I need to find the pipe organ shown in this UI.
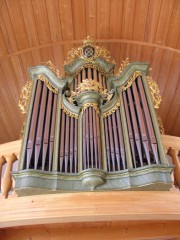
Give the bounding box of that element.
[14,37,173,196]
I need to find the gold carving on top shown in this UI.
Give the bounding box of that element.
[43,61,62,79]
[156,114,165,134]
[77,79,103,93]
[61,103,78,119]
[102,99,120,118]
[37,75,58,94]
[116,58,130,76]
[64,36,115,65]
[18,81,32,114]
[121,71,141,91]
[81,103,99,115]
[147,76,162,109]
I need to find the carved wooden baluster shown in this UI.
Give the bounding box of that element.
[59,111,65,172]
[168,149,180,188]
[65,115,70,172]
[35,83,48,169]
[74,119,78,173]
[107,115,116,171]
[69,117,74,173]
[115,110,126,169]
[104,118,111,171]
[0,156,6,190]
[27,81,42,169]
[123,92,136,168]
[1,154,17,198]
[89,107,94,168]
[92,108,98,168]
[127,88,143,166]
[132,82,151,165]
[42,90,52,171]
[96,111,102,169]
[49,94,57,171]
[112,113,121,170]
[137,77,159,164]
[85,108,90,169]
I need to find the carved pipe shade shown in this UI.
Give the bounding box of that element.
[13,38,173,196]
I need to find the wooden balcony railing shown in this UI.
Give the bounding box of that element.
[0,135,180,198]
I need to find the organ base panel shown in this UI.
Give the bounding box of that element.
[14,37,173,196]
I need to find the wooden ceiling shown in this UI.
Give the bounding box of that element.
[0,0,179,144]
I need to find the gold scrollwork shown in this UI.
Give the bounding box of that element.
[61,103,78,119]
[116,58,130,76]
[18,81,32,114]
[121,71,141,91]
[37,75,58,94]
[81,103,99,115]
[77,79,103,93]
[64,36,115,65]
[156,114,165,134]
[147,76,162,109]
[43,61,63,79]
[102,100,120,118]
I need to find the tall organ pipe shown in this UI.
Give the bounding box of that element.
[137,77,159,164]
[26,81,42,169]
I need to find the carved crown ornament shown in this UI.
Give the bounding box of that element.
[64,36,115,65]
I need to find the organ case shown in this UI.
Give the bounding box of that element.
[14,37,173,196]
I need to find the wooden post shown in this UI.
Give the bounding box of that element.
[1,154,17,198]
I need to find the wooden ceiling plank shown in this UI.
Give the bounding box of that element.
[58,0,74,41]
[109,0,123,39]
[0,65,22,139]
[132,0,149,41]
[5,0,30,50]
[157,50,174,96]
[31,49,42,67]
[53,46,65,75]
[159,53,180,125]
[172,109,180,136]
[130,44,142,62]
[149,47,164,82]
[41,47,55,64]
[96,0,111,39]
[155,0,175,46]
[166,0,180,49]
[121,0,136,40]
[0,1,18,53]
[46,0,62,42]
[144,0,162,43]
[140,45,153,63]
[19,0,40,48]
[85,0,97,38]
[72,0,87,40]
[10,56,26,92]
[32,0,52,45]
[108,43,120,71]
[0,27,8,57]
[20,52,35,82]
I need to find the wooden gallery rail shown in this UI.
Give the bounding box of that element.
[0,134,180,198]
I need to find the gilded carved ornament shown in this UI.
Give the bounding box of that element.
[37,75,58,94]
[18,81,32,114]
[146,76,162,109]
[81,103,99,115]
[116,58,130,76]
[61,103,78,119]
[121,71,141,91]
[43,61,63,79]
[64,36,115,65]
[102,99,120,118]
